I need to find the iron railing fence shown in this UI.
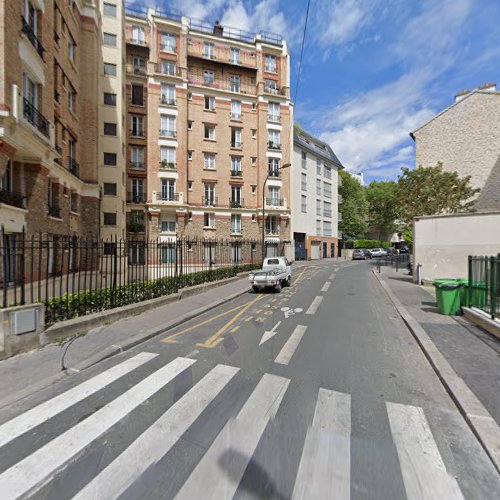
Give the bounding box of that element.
[468,255,500,320]
[0,228,284,324]
[375,253,410,273]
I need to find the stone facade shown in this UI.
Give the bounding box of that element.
[412,89,500,212]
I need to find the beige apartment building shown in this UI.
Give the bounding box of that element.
[123,6,292,254]
[411,83,500,212]
[0,0,101,250]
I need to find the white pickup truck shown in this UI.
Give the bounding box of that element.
[249,257,292,292]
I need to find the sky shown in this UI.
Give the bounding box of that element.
[128,0,500,183]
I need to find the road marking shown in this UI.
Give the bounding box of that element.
[274,325,307,365]
[229,325,240,333]
[386,402,465,500]
[292,389,351,499]
[244,316,253,322]
[73,364,239,500]
[293,267,308,286]
[259,321,282,345]
[0,357,196,500]
[321,281,331,292]
[200,294,265,348]
[0,352,157,449]
[306,296,323,315]
[329,272,336,280]
[174,373,289,500]
[256,317,265,323]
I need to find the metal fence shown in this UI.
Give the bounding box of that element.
[375,253,410,273]
[0,230,283,324]
[468,255,500,320]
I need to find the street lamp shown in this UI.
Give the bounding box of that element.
[262,162,291,262]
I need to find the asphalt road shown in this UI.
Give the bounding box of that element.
[0,260,499,499]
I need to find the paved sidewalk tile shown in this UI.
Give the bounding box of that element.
[381,268,500,426]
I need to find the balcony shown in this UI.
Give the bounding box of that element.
[187,74,255,95]
[230,169,242,177]
[229,198,243,208]
[159,192,179,203]
[230,112,242,120]
[187,42,256,69]
[266,197,284,207]
[127,221,145,233]
[67,156,80,178]
[23,98,50,138]
[48,206,61,218]
[0,189,26,209]
[160,95,176,106]
[126,64,147,76]
[268,141,281,151]
[231,141,242,149]
[267,114,281,123]
[202,196,218,207]
[130,161,145,170]
[159,129,176,138]
[155,63,182,77]
[268,169,281,178]
[21,17,44,59]
[160,44,176,53]
[159,160,176,170]
[127,192,146,203]
[130,129,146,138]
[127,37,148,48]
[265,227,280,236]
[264,86,287,97]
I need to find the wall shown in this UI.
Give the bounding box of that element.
[414,212,500,281]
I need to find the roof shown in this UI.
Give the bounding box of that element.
[293,128,344,169]
[410,89,500,140]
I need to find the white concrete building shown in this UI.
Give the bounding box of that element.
[292,128,343,260]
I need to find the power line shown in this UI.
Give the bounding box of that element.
[294,0,312,105]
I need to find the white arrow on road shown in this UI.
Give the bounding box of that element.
[259,321,282,346]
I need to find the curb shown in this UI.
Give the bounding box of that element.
[373,270,500,474]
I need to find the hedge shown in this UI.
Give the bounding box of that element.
[44,264,260,324]
[354,239,392,249]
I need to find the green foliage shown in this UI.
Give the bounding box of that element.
[365,180,399,240]
[339,170,368,239]
[401,226,413,251]
[396,163,479,223]
[44,264,259,324]
[354,239,392,249]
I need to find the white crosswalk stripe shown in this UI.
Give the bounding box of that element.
[73,364,239,500]
[0,357,195,500]
[0,352,157,450]
[274,325,307,365]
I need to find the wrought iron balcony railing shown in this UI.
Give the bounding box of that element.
[266,197,284,207]
[23,98,50,138]
[127,192,146,203]
[0,189,26,209]
[48,206,61,218]
[159,129,176,138]
[130,161,145,169]
[159,160,176,169]
[161,95,176,105]
[21,17,44,59]
[230,169,242,177]
[268,141,281,150]
[202,196,218,207]
[160,192,179,202]
[229,198,243,208]
[67,157,80,178]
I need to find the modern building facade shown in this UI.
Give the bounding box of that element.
[123,6,293,256]
[0,0,101,245]
[411,83,500,212]
[292,128,343,260]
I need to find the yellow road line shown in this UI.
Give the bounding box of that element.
[244,316,253,322]
[230,325,240,333]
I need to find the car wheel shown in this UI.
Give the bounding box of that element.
[275,283,282,292]
[252,286,259,293]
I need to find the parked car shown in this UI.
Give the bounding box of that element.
[386,247,398,256]
[248,257,292,292]
[361,248,373,259]
[370,248,388,258]
[352,249,366,260]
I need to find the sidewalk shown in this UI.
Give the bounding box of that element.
[380,267,500,426]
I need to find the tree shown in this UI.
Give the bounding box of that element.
[396,163,479,223]
[365,180,399,241]
[338,170,367,239]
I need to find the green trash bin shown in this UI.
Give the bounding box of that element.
[433,279,462,315]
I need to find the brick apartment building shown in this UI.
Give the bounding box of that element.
[0,0,101,253]
[122,6,292,257]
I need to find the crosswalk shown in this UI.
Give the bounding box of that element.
[0,352,468,500]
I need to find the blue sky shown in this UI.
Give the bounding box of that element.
[130,0,500,182]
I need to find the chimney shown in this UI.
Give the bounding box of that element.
[213,21,223,37]
[478,82,497,93]
[455,89,471,103]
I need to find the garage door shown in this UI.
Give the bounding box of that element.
[311,241,320,259]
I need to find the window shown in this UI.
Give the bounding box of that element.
[131,179,144,202]
[160,179,176,201]
[232,242,242,263]
[103,2,117,17]
[231,128,242,148]
[204,153,216,170]
[316,220,322,235]
[68,86,75,112]
[132,25,145,44]
[204,212,215,228]
[251,185,256,194]
[231,156,241,174]
[104,63,117,76]
[161,219,176,233]
[104,152,117,166]
[188,180,193,190]
[266,215,279,235]
[104,122,117,136]
[231,100,241,119]
[104,92,116,106]
[301,172,307,191]
[132,56,146,74]
[316,160,322,176]
[231,214,241,234]
[324,182,332,199]
[252,157,256,166]
[265,79,278,93]
[204,183,215,206]
[205,95,215,110]
[130,147,144,168]
[160,115,176,137]
[68,35,75,62]
[265,54,277,72]
[188,120,193,130]
[316,179,322,196]
[161,60,176,75]
[70,191,78,213]
[316,199,322,216]
[204,124,215,140]
[268,186,280,206]
[160,146,176,168]
[324,201,332,218]
[103,182,117,196]
[131,85,144,106]
[161,83,175,105]
[251,129,256,138]
[268,129,280,149]
[268,157,280,176]
[301,151,307,168]
[103,212,117,225]
[131,210,144,226]
[324,221,332,237]
[204,70,215,84]
[188,92,192,100]
[324,165,332,179]
[204,42,215,59]
[230,47,240,64]
[231,185,242,207]
[161,32,176,52]
[301,195,307,212]
[24,0,37,35]
[268,102,280,121]
[131,115,144,136]
[230,75,240,92]
[103,32,117,46]
[188,151,193,160]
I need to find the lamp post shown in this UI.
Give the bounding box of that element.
[262,162,291,262]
